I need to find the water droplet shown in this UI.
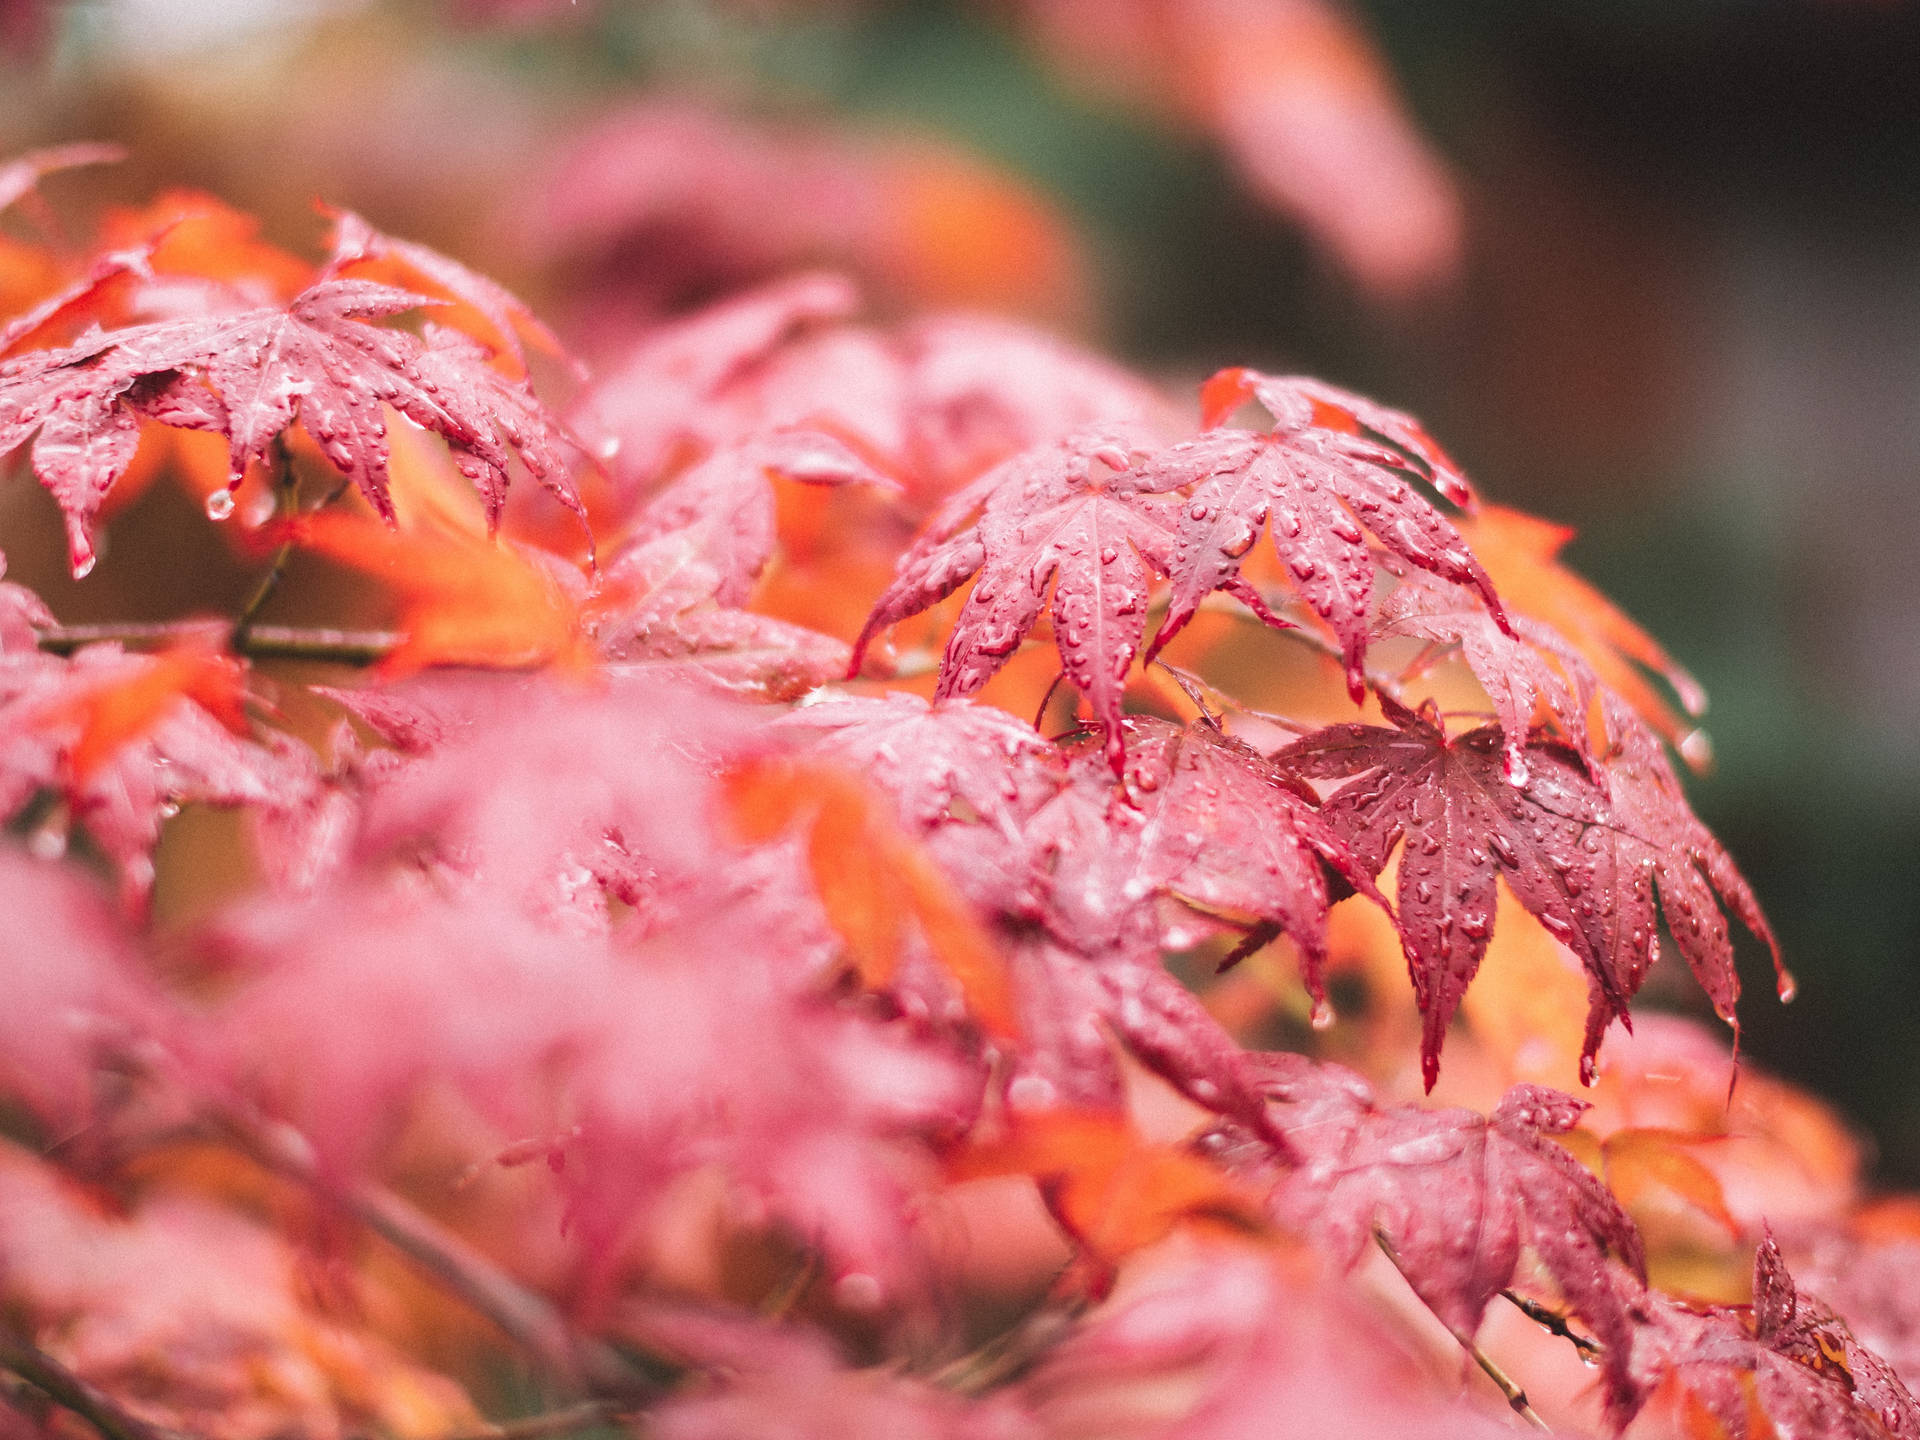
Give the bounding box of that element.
[1189,501,1211,522]
[1502,749,1530,787]
[1488,834,1518,867]
[205,488,236,521]
[70,552,96,580]
[1309,996,1334,1030]
[1579,1053,1598,1086]
[27,823,67,860]
[1776,969,1798,1004]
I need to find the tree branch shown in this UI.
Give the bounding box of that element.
[218,1111,654,1401]
[0,1324,181,1440]
[1373,1230,1550,1432]
[36,622,400,666]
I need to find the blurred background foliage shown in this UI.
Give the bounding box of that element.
[3,0,1917,1178]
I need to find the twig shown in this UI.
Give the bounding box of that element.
[1190,592,1408,705]
[1373,1230,1550,1432]
[37,622,401,667]
[0,1324,180,1440]
[229,436,303,649]
[929,1298,1087,1396]
[219,1110,653,1401]
[436,1400,625,1440]
[1501,1289,1603,1361]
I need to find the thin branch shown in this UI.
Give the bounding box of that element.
[436,1400,625,1440]
[1500,1289,1603,1361]
[929,1297,1087,1397]
[229,436,303,649]
[218,1110,653,1401]
[1373,1230,1550,1432]
[0,1325,180,1440]
[37,622,401,666]
[1190,592,1408,705]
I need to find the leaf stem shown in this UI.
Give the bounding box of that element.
[1373,1230,1550,1432]
[0,1324,182,1440]
[229,437,302,649]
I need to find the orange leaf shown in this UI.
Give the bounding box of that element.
[36,637,248,784]
[722,757,1016,1036]
[101,190,314,301]
[290,511,590,677]
[952,1112,1261,1268]
[1455,503,1710,765]
[1604,1126,1740,1238]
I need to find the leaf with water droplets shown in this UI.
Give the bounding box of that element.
[1027,719,1388,1007]
[0,275,587,573]
[852,428,1180,773]
[1143,368,1505,697]
[1457,503,1711,766]
[1279,700,1642,1089]
[1203,1057,1646,1403]
[1622,1235,1920,1436]
[1376,572,1603,783]
[1588,694,1787,1058]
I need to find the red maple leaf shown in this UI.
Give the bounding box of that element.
[1203,1057,1646,1403]
[0,275,586,575]
[1024,719,1386,1009]
[1277,699,1631,1087]
[852,429,1178,773]
[1142,367,1504,700]
[1625,1234,1920,1437]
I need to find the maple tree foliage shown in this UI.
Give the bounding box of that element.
[0,132,1902,1440]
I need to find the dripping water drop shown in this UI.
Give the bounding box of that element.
[205,488,236,521]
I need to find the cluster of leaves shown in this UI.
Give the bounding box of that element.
[0,143,1908,1440]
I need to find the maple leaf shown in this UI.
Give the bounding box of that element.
[724,754,1018,1037]
[0,551,54,653]
[853,429,1179,773]
[626,428,896,606]
[572,271,865,491]
[1376,572,1602,783]
[1141,367,1503,701]
[1592,694,1789,1055]
[1022,719,1386,1011]
[1278,697,1776,1087]
[0,852,159,1130]
[0,641,296,903]
[1278,700,1628,1086]
[950,1111,1263,1273]
[0,1140,484,1440]
[774,691,1058,834]
[289,510,593,676]
[1017,1235,1515,1440]
[1457,502,1711,765]
[902,312,1185,491]
[0,275,586,575]
[1624,1234,1920,1437]
[1202,1057,1647,1400]
[589,529,850,701]
[0,143,125,217]
[638,1313,1037,1440]
[328,207,574,379]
